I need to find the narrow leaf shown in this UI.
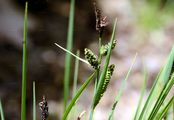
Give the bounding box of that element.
[33,81,36,120]
[73,50,80,97]
[21,2,28,120]
[108,53,137,120]
[0,99,5,120]
[134,65,148,120]
[64,0,75,109]
[62,72,96,120]
[147,73,174,119]
[155,96,174,120]
[138,46,174,120]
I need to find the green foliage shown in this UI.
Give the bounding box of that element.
[133,0,174,31]
[62,72,96,120]
[108,53,137,120]
[138,46,174,120]
[92,20,117,110]
[64,0,75,109]
[147,73,174,119]
[33,81,36,120]
[21,2,28,120]
[93,64,115,108]
[1,1,174,120]
[100,39,116,56]
[134,66,148,120]
[137,5,166,30]
[0,99,5,120]
[102,64,115,91]
[155,96,174,120]
[73,50,80,97]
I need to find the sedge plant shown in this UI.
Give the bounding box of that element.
[1,1,174,120]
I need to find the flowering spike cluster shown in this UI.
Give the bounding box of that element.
[94,2,108,37]
[84,48,98,69]
[101,64,115,96]
[39,96,48,120]
[93,64,115,108]
[100,39,117,56]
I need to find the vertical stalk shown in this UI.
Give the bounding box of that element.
[33,81,36,120]
[64,0,75,110]
[72,50,80,97]
[21,2,28,120]
[96,37,102,85]
[90,36,102,120]
[0,99,4,120]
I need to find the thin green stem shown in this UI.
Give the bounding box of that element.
[138,69,162,120]
[21,2,28,120]
[64,0,75,110]
[98,37,102,64]
[90,34,102,120]
[73,50,80,97]
[96,37,102,86]
[134,65,148,120]
[62,72,96,120]
[33,81,36,120]
[108,53,137,120]
[55,43,89,65]
[147,74,174,120]
[89,108,94,120]
[0,99,5,120]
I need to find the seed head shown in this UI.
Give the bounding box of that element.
[39,95,48,120]
[94,2,108,37]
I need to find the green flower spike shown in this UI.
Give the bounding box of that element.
[84,48,99,69]
[100,39,117,56]
[93,64,115,107]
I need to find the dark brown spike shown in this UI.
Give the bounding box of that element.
[39,95,48,120]
[93,1,108,37]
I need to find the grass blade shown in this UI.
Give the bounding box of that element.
[0,99,5,120]
[138,46,174,120]
[21,2,28,120]
[62,72,96,120]
[108,53,137,120]
[55,43,89,65]
[33,81,36,120]
[134,65,148,120]
[69,50,80,120]
[147,73,174,119]
[137,69,163,120]
[155,96,174,120]
[159,47,174,84]
[64,0,75,109]
[73,50,80,97]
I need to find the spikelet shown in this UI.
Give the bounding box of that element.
[94,2,108,37]
[39,96,48,120]
[93,64,115,108]
[84,48,99,69]
[102,64,115,92]
[100,40,117,56]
